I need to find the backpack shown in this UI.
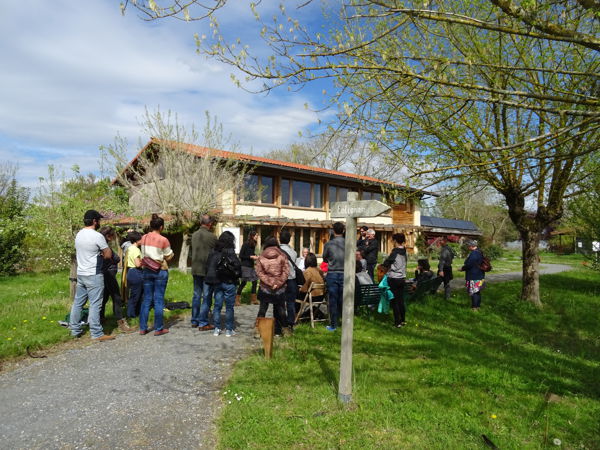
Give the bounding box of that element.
[216,252,238,281]
[479,255,492,272]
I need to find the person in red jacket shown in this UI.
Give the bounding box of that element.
[255,237,290,336]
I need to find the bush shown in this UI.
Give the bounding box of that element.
[482,243,504,260]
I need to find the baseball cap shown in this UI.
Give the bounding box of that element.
[83,210,105,221]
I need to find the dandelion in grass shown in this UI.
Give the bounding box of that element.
[7,337,12,341]
[23,320,28,323]
[42,316,47,320]
[491,414,497,419]
[553,438,562,446]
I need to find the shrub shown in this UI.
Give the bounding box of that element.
[482,243,504,260]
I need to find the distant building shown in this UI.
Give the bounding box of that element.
[115,139,481,262]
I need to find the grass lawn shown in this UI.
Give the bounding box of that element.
[218,267,600,449]
[0,270,194,361]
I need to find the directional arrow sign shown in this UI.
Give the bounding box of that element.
[330,200,391,218]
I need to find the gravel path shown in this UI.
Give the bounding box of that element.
[0,304,261,449]
[449,263,573,289]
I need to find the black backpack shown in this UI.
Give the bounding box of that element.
[216,252,239,281]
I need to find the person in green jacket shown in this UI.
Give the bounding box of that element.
[191,215,218,330]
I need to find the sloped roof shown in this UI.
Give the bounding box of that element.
[421,215,480,232]
[120,138,436,197]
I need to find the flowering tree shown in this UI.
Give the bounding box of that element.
[103,109,250,270]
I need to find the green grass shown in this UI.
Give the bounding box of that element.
[217,267,600,449]
[0,270,193,361]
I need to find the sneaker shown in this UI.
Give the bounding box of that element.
[326,326,336,332]
[154,329,170,336]
[213,328,221,336]
[225,330,236,337]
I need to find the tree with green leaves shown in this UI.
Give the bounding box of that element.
[0,163,28,275]
[102,109,250,270]
[123,0,599,306]
[25,166,130,273]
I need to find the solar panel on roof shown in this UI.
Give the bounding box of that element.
[421,216,479,232]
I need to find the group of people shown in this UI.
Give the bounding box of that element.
[69,211,174,340]
[69,209,487,341]
[190,217,331,336]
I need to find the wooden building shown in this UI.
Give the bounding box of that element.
[117,138,437,260]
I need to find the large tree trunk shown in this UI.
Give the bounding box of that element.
[521,229,542,307]
[178,231,190,272]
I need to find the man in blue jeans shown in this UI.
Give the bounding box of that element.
[323,222,345,331]
[69,210,115,342]
[191,215,217,330]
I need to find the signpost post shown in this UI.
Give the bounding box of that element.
[330,191,391,404]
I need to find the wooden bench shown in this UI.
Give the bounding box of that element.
[354,284,381,314]
[405,277,443,303]
[354,277,444,314]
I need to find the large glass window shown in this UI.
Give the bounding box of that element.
[238,175,274,204]
[260,176,274,204]
[281,179,290,205]
[241,175,259,202]
[313,183,322,208]
[292,180,311,207]
[329,186,337,205]
[338,187,348,202]
[362,191,383,201]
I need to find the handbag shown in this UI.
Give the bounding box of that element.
[479,255,492,272]
[284,251,306,285]
[141,256,161,272]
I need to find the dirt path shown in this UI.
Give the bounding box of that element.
[449,263,573,289]
[0,305,260,449]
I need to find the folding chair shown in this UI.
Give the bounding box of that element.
[294,282,328,328]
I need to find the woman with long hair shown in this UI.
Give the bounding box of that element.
[204,231,242,337]
[139,214,174,336]
[382,233,408,327]
[236,230,259,305]
[98,226,133,333]
[254,236,290,337]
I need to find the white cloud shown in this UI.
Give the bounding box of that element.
[0,0,325,187]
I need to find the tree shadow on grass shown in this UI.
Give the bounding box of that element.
[348,272,600,400]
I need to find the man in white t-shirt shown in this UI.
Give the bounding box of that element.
[69,210,115,341]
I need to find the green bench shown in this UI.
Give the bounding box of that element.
[354,276,444,314]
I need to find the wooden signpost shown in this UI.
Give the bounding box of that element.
[330,191,391,404]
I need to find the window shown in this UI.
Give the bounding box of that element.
[260,176,274,203]
[313,183,322,208]
[281,179,290,205]
[238,175,274,204]
[328,185,349,206]
[362,191,383,201]
[292,180,311,207]
[281,178,323,208]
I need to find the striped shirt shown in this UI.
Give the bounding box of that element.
[141,232,174,264]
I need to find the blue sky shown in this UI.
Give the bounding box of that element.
[0,1,332,188]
